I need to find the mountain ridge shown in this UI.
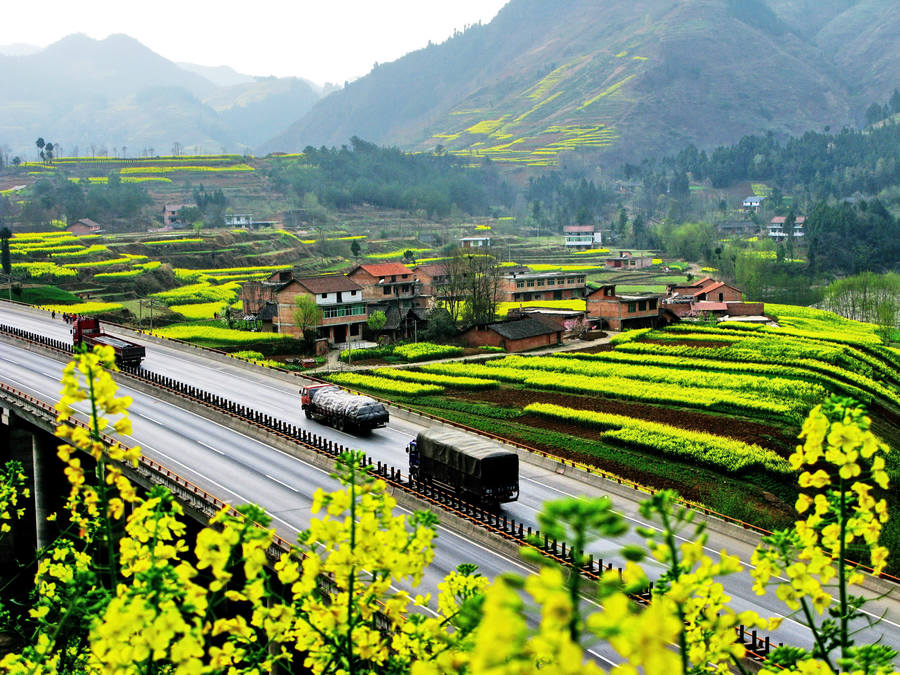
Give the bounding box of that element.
[261,0,895,168]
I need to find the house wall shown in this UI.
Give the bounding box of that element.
[586,290,659,330]
[240,282,275,315]
[500,274,586,302]
[725,302,764,316]
[698,286,742,302]
[461,328,560,352]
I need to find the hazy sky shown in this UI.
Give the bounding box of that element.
[1,0,509,84]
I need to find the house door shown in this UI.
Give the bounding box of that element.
[333,325,347,344]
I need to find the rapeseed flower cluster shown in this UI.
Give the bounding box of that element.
[751,396,894,675]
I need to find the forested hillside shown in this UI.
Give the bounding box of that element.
[264,0,897,168]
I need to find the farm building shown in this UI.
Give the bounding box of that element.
[66,218,103,235]
[461,316,563,352]
[603,252,654,269]
[586,285,661,331]
[240,271,367,343]
[460,236,492,248]
[500,271,586,303]
[563,225,603,249]
[666,277,742,303]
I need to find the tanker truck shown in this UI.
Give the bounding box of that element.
[300,384,389,434]
[408,427,519,505]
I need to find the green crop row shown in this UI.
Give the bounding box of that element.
[150,325,286,344]
[418,361,527,382]
[326,373,443,396]
[151,281,240,305]
[63,257,133,269]
[52,244,110,258]
[493,354,825,403]
[392,342,463,362]
[371,368,499,390]
[609,342,900,410]
[41,301,123,315]
[12,262,77,279]
[524,403,791,474]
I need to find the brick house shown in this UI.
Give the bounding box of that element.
[66,218,102,235]
[603,251,654,269]
[500,271,586,303]
[667,277,742,303]
[585,285,661,330]
[162,203,193,226]
[346,262,428,309]
[240,271,367,343]
[460,316,563,352]
[411,263,448,299]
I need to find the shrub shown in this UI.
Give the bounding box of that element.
[393,342,463,362]
[371,368,499,390]
[326,373,444,396]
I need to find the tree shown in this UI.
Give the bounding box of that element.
[293,294,324,346]
[458,253,502,326]
[35,137,45,160]
[366,310,386,333]
[402,249,416,264]
[865,102,884,126]
[891,88,900,115]
[350,239,361,258]
[44,142,54,163]
[1,226,11,300]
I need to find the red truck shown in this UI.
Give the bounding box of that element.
[73,317,146,368]
[300,383,389,434]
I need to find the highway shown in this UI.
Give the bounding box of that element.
[1,302,898,661]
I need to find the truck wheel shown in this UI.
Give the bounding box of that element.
[304,410,312,419]
[335,418,344,432]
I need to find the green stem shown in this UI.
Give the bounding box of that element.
[800,596,834,670]
[568,528,584,644]
[346,464,357,675]
[838,475,848,659]
[660,506,690,675]
[86,366,117,590]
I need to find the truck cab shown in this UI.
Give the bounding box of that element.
[300,384,335,407]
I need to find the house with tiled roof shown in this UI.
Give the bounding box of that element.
[347,262,427,308]
[66,218,103,235]
[240,271,367,343]
[460,316,563,352]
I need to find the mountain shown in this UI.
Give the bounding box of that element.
[262,0,897,168]
[0,43,42,56]
[177,62,256,88]
[0,34,321,157]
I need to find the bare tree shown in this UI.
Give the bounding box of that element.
[435,249,502,326]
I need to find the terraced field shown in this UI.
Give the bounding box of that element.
[324,307,900,567]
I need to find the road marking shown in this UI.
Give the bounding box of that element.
[266,474,299,493]
[196,441,225,455]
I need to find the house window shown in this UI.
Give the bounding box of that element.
[383,287,391,295]
[321,293,327,298]
[718,293,723,302]
[638,301,646,311]
[547,279,555,286]
[516,281,524,288]
[527,280,535,287]
[537,280,544,286]
[627,302,637,313]
[649,299,657,310]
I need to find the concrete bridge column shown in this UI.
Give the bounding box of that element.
[32,433,58,550]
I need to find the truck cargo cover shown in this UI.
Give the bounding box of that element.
[416,427,516,478]
[89,335,142,351]
[312,387,388,423]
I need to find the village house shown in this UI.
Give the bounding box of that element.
[162,203,193,226]
[460,316,563,353]
[603,251,654,269]
[459,236,492,248]
[500,270,586,303]
[666,277,743,303]
[240,270,367,343]
[346,262,427,309]
[742,196,765,212]
[66,218,102,235]
[224,214,254,227]
[585,285,661,331]
[768,216,805,241]
[563,225,603,250]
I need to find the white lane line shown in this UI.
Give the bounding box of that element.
[266,474,299,493]
[196,441,225,456]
